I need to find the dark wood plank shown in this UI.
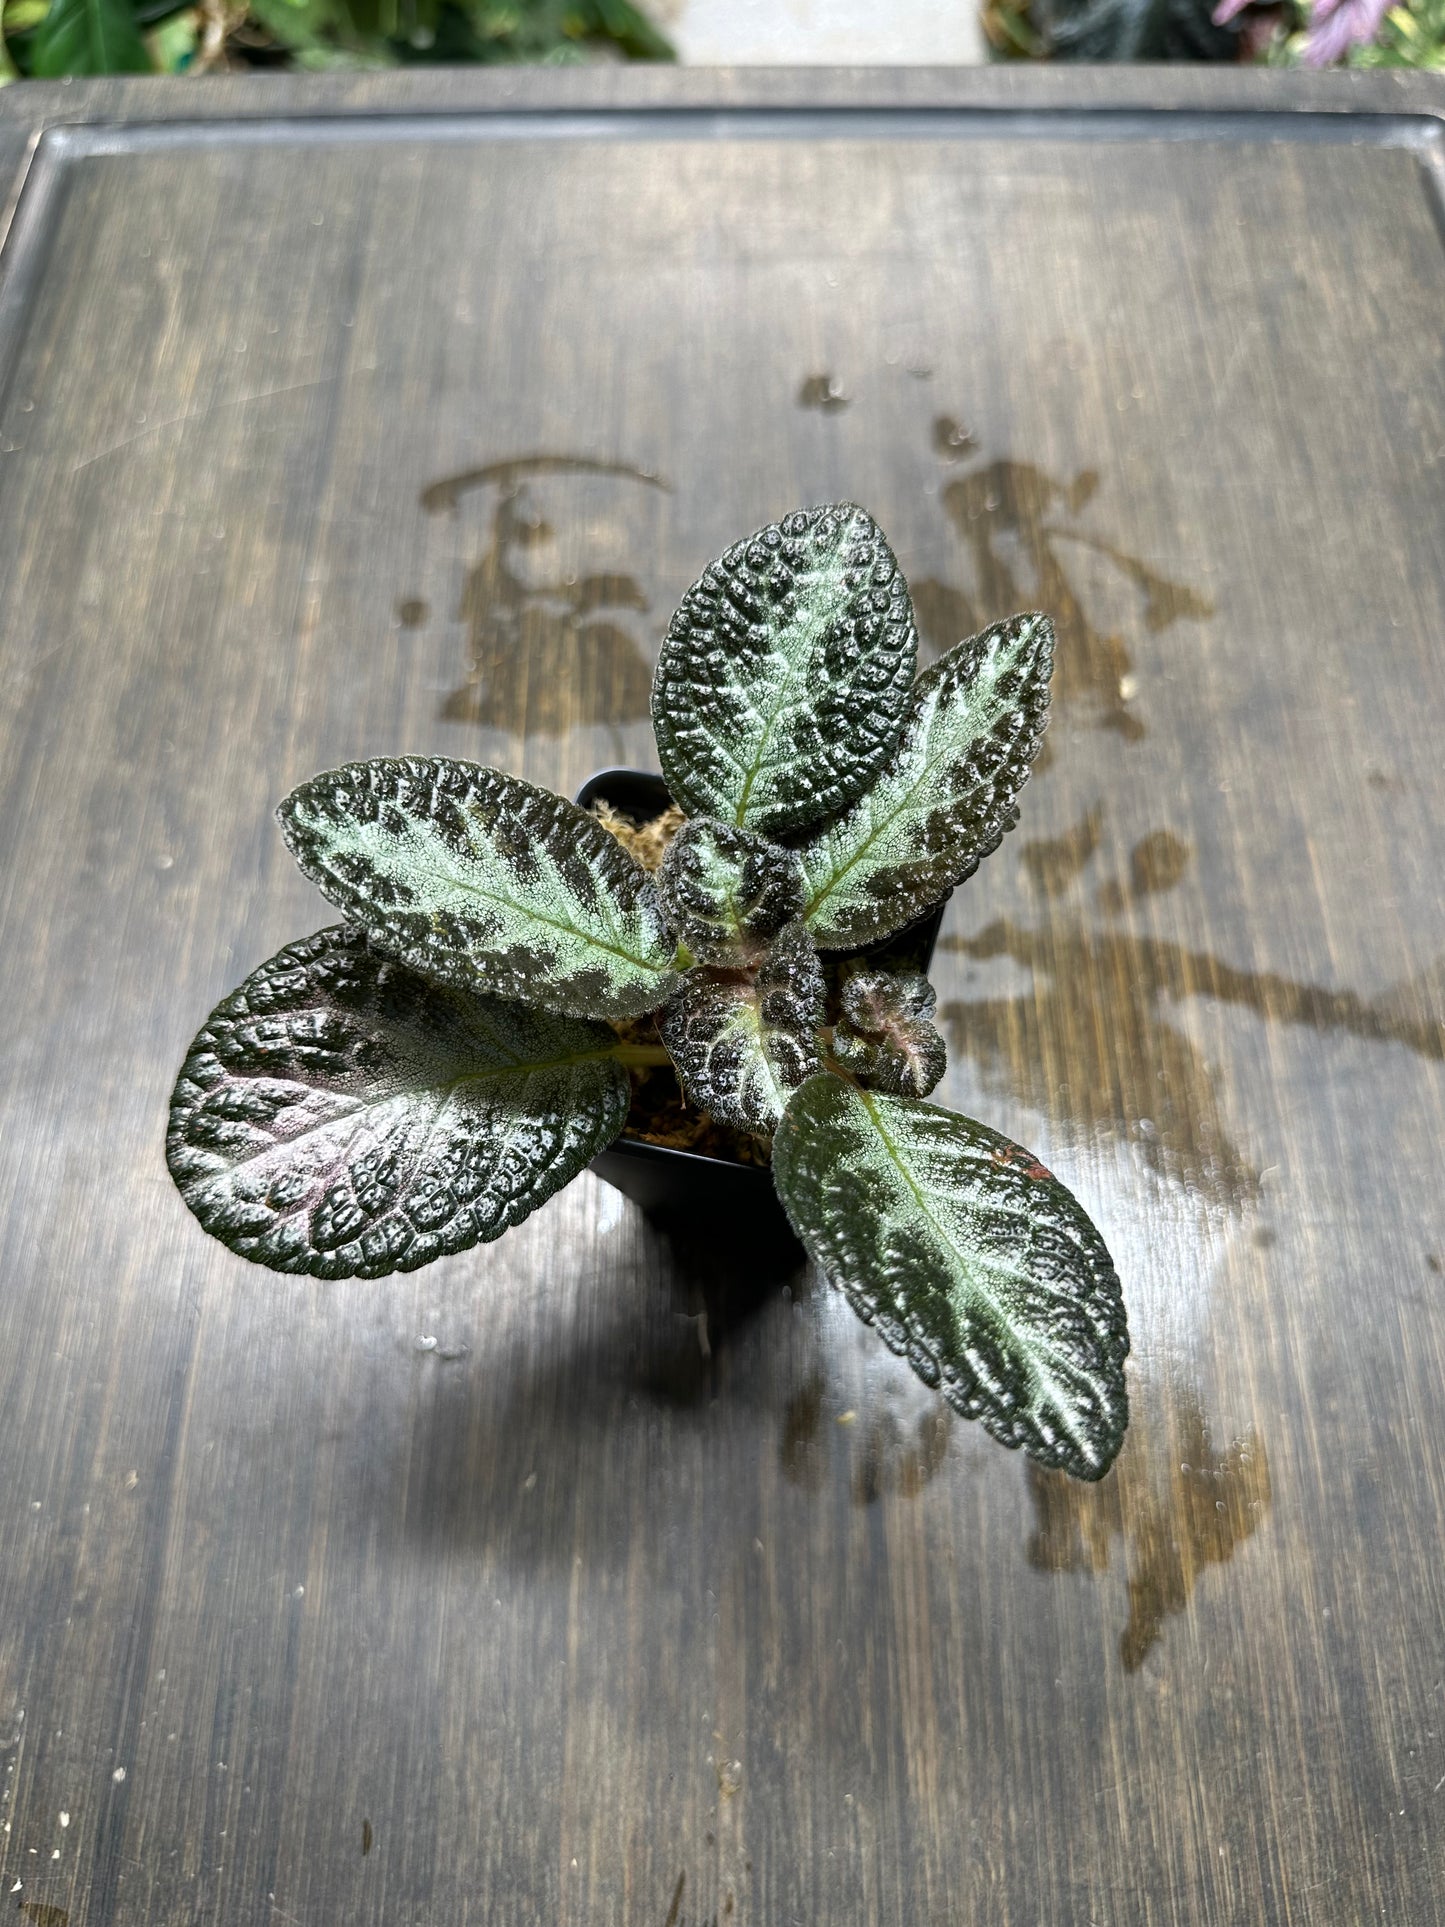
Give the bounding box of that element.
[0,70,1442,1927]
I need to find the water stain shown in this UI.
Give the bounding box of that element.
[395,595,429,629]
[664,1871,685,1927]
[420,453,667,517]
[779,1371,953,1505]
[941,919,1443,1211]
[1028,1391,1271,1671]
[910,573,980,658]
[661,1870,723,1927]
[850,1405,953,1507]
[1019,805,1103,899]
[1066,469,1101,514]
[797,373,850,412]
[20,1906,71,1927]
[1096,830,1192,914]
[780,1373,826,1493]
[1130,829,1191,897]
[417,454,668,737]
[914,456,1212,743]
[932,414,977,462]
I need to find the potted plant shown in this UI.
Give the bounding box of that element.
[166,504,1129,1481]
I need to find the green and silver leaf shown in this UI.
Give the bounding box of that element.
[652,504,918,839]
[658,920,823,1134]
[832,968,947,1098]
[798,614,1054,950]
[167,925,630,1280]
[773,1077,1128,1480]
[656,816,806,966]
[278,758,682,1021]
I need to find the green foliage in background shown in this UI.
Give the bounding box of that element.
[1,0,671,79]
[1357,0,1445,62]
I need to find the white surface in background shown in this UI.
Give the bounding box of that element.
[653,0,986,66]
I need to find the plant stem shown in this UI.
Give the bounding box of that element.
[612,1043,672,1070]
[820,1051,862,1089]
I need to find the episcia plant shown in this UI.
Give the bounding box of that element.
[167,504,1129,1481]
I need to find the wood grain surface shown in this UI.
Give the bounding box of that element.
[0,68,1442,1927]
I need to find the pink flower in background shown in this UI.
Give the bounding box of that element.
[1211,0,1390,57]
[1297,0,1391,58]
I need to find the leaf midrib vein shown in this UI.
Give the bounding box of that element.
[196,1047,624,1183]
[732,572,842,824]
[339,818,671,980]
[803,653,1018,922]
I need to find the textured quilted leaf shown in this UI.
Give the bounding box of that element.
[651,504,918,838]
[773,1077,1128,1480]
[656,816,806,965]
[167,926,630,1279]
[832,968,947,1098]
[798,614,1054,949]
[278,758,681,1021]
[658,920,823,1133]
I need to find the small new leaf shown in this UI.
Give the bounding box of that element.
[279,758,682,1021]
[656,816,806,965]
[832,968,947,1098]
[167,926,630,1279]
[659,920,823,1133]
[798,614,1053,949]
[773,1077,1128,1480]
[652,504,918,838]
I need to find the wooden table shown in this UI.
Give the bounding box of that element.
[1,66,1442,1927]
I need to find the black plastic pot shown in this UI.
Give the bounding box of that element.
[575,767,947,1257]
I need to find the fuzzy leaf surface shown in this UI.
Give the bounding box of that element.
[279,758,681,1020]
[167,926,630,1279]
[773,1077,1128,1479]
[659,920,823,1133]
[652,504,918,838]
[798,614,1053,949]
[832,968,947,1098]
[656,816,806,965]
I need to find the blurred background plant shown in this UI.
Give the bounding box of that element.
[0,0,673,80]
[2,0,1437,91]
[983,0,1443,62]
